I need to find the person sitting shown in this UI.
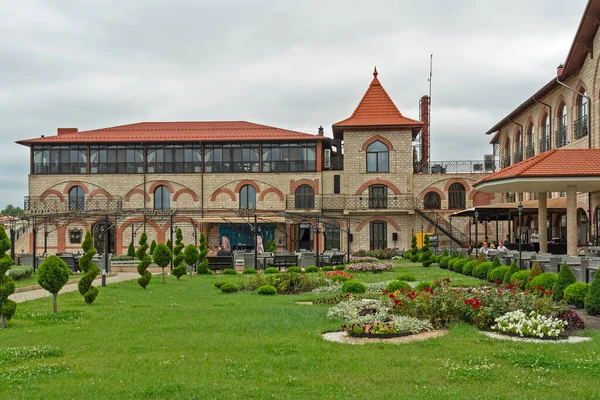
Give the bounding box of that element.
[496,241,507,251]
[206,246,217,257]
[216,245,229,257]
[480,242,490,255]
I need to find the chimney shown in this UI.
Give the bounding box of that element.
[57,128,78,135]
[318,126,324,136]
[420,95,430,164]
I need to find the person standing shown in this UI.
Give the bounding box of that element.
[530,229,540,253]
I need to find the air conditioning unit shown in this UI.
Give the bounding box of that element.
[323,149,331,169]
[473,163,483,171]
[484,154,496,171]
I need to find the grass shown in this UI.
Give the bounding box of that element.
[1,264,599,399]
[13,273,82,289]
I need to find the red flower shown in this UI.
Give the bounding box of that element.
[407,291,417,299]
[393,299,403,306]
[545,290,553,296]
[423,287,435,294]
[494,280,501,284]
[443,278,451,282]
[389,293,395,299]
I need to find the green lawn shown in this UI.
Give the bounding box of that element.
[13,273,82,289]
[1,265,599,399]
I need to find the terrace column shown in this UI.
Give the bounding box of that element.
[538,192,547,253]
[566,185,578,256]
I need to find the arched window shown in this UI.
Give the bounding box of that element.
[366,141,389,173]
[424,192,441,210]
[370,221,387,250]
[503,138,511,168]
[368,185,388,209]
[556,103,568,148]
[575,91,589,139]
[526,123,535,158]
[69,186,85,211]
[448,183,466,210]
[540,113,550,153]
[154,185,170,210]
[239,185,256,210]
[514,130,522,163]
[295,184,314,209]
[325,221,340,250]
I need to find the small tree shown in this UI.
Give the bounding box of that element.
[420,235,433,267]
[492,256,501,268]
[196,232,210,276]
[553,262,576,301]
[265,239,277,253]
[127,242,135,258]
[166,239,172,251]
[153,243,172,284]
[136,232,152,289]
[585,271,600,315]
[172,228,185,274]
[184,245,199,275]
[149,240,157,256]
[527,262,543,290]
[78,231,99,304]
[409,235,419,262]
[37,256,70,314]
[503,261,519,285]
[0,226,16,328]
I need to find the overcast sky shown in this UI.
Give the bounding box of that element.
[0,0,588,208]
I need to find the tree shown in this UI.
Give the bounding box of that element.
[183,245,199,276]
[585,270,600,315]
[149,240,157,256]
[171,228,186,279]
[78,231,99,304]
[265,239,277,253]
[166,239,172,251]
[1,204,24,217]
[553,262,576,301]
[127,242,135,258]
[136,232,152,289]
[153,243,172,284]
[503,261,519,285]
[420,234,433,267]
[0,226,16,328]
[408,235,419,262]
[196,232,210,275]
[37,256,70,313]
[527,262,542,290]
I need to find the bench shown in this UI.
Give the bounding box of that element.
[57,253,79,274]
[207,256,234,272]
[267,255,299,271]
[322,254,345,266]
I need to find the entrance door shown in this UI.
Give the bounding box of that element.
[370,221,387,250]
[291,222,313,251]
[93,222,115,254]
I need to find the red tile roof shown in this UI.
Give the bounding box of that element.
[16,121,327,145]
[474,149,600,186]
[333,68,423,129]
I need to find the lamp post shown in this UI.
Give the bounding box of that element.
[8,218,17,261]
[518,202,523,269]
[131,223,136,247]
[474,210,479,256]
[449,216,453,252]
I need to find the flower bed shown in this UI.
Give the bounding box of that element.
[342,316,432,337]
[346,262,393,273]
[350,256,379,263]
[491,310,567,339]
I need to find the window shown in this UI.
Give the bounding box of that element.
[33,145,86,174]
[239,185,256,210]
[325,221,340,250]
[205,143,259,173]
[154,185,170,210]
[90,145,144,174]
[333,175,341,194]
[262,142,316,172]
[147,144,201,173]
[540,114,551,153]
[424,192,441,209]
[295,184,315,209]
[556,103,568,148]
[69,186,85,211]
[370,221,387,250]
[503,138,511,167]
[368,185,388,209]
[366,141,389,173]
[526,123,535,158]
[575,91,589,139]
[514,130,522,163]
[448,183,466,209]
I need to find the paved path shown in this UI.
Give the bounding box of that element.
[9,273,139,303]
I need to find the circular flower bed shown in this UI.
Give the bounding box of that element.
[491,310,567,339]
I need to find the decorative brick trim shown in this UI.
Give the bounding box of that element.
[443,178,471,192]
[40,189,65,203]
[173,188,199,202]
[63,181,90,195]
[149,181,175,194]
[258,187,284,201]
[124,188,150,202]
[290,179,319,195]
[418,187,446,201]
[355,179,401,195]
[360,135,394,151]
[470,190,495,206]
[210,188,236,201]
[234,180,261,194]
[322,218,345,229]
[117,217,162,239]
[88,188,113,201]
[356,217,401,232]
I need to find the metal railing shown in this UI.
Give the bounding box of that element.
[286,194,415,211]
[502,156,511,168]
[33,163,86,174]
[525,144,535,159]
[325,156,344,171]
[91,163,144,174]
[513,150,523,163]
[415,160,499,174]
[262,161,317,172]
[555,126,568,148]
[574,115,588,140]
[539,136,551,153]
[204,161,260,173]
[24,195,123,215]
[413,198,470,247]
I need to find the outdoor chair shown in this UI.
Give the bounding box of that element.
[207,256,234,272]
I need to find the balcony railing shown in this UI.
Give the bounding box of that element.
[324,156,343,171]
[502,156,511,168]
[286,195,415,211]
[574,115,588,140]
[414,160,499,174]
[204,161,259,173]
[24,195,123,215]
[539,136,551,153]
[525,144,535,159]
[262,160,316,173]
[513,150,523,164]
[555,126,568,148]
[91,163,144,174]
[33,163,86,174]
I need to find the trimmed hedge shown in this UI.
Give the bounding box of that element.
[7,266,34,281]
[488,266,510,282]
[322,266,334,272]
[334,265,346,271]
[475,262,494,280]
[453,259,467,274]
[530,273,558,291]
[386,280,411,292]
[564,282,590,308]
[527,262,543,289]
[242,268,258,275]
[439,256,451,269]
[264,267,279,274]
[397,274,416,282]
[415,281,433,291]
[585,270,600,315]
[553,263,576,301]
[503,262,519,285]
[220,283,239,293]
[510,270,531,290]
[257,285,277,295]
[214,280,228,289]
[305,266,319,273]
[462,261,477,276]
[223,269,238,275]
[341,280,366,294]
[287,267,302,274]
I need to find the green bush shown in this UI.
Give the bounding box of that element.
[78,231,99,304]
[553,263,577,301]
[503,261,519,285]
[410,254,419,263]
[152,243,172,284]
[330,275,350,283]
[7,266,33,280]
[439,256,451,269]
[530,273,558,291]
[453,259,467,274]
[197,266,212,275]
[397,274,416,282]
[335,265,346,271]
[111,255,134,261]
[242,268,258,275]
[214,280,228,289]
[287,267,302,273]
[510,270,531,290]
[149,240,157,256]
[341,280,366,294]
[322,266,334,272]
[527,262,543,289]
[585,270,600,315]
[488,266,510,282]
[264,267,279,274]
[564,282,590,308]
[127,242,135,258]
[223,269,238,275]
[220,283,239,293]
[136,232,152,289]
[386,280,411,292]
[0,226,16,327]
[37,255,70,313]
[475,262,494,280]
[492,256,501,268]
[305,266,319,273]
[415,281,433,291]
[257,285,277,295]
[462,261,477,276]
[447,258,457,271]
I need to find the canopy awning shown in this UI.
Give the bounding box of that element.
[451,198,567,220]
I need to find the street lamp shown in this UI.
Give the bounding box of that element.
[518,202,523,269]
[474,210,479,256]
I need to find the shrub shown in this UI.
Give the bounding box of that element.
[265,240,277,253]
[257,285,277,295]
[462,261,477,276]
[447,258,457,271]
[397,274,416,282]
[503,261,519,285]
[488,266,510,282]
[415,281,433,291]
[439,256,451,269]
[177,244,199,280]
[214,280,228,289]
[0,226,16,328]
[305,266,319,273]
[527,262,542,289]
[341,280,366,294]
[242,268,258,275]
[492,256,501,268]
[492,310,566,338]
[530,273,558,292]
[223,269,238,275]
[322,266,334,272]
[453,259,467,274]
[127,242,135,258]
[386,280,411,292]
[197,266,212,275]
[557,309,585,331]
[111,255,133,261]
[335,265,346,271]
[7,266,33,280]
[287,267,302,274]
[152,243,172,284]
[37,256,70,314]
[475,262,494,280]
[410,254,419,262]
[220,283,239,293]
[136,232,152,289]
[149,240,157,256]
[564,282,590,308]
[476,252,486,265]
[195,232,209,278]
[553,263,576,301]
[264,267,279,274]
[585,270,600,315]
[78,231,99,304]
[510,270,531,290]
[172,228,185,278]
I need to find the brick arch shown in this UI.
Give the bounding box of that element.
[361,135,394,151]
[355,179,401,195]
[88,188,113,202]
[210,188,236,202]
[323,218,345,229]
[63,181,90,195]
[234,180,261,194]
[117,217,162,239]
[290,179,319,195]
[173,188,199,202]
[57,218,93,252]
[258,187,284,201]
[418,187,446,201]
[356,216,401,232]
[513,126,522,144]
[124,188,151,202]
[159,217,202,232]
[149,181,175,194]
[571,79,590,105]
[470,190,495,206]
[40,189,65,203]
[555,95,569,117]
[443,178,471,192]
[538,109,549,127]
